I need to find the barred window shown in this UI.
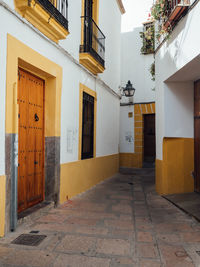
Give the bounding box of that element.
[81,92,94,160]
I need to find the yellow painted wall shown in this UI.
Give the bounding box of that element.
[119,153,142,168]
[6,34,62,137]
[156,138,194,195]
[0,176,6,237]
[119,103,155,169]
[60,154,119,202]
[134,103,155,168]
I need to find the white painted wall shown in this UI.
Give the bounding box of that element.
[99,0,122,92]
[2,0,121,92]
[119,106,134,153]
[0,29,7,175]
[164,82,194,138]
[0,0,122,174]
[121,27,155,104]
[96,84,120,157]
[155,2,200,159]
[119,25,155,154]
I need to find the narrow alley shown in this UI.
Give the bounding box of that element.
[0,169,199,267]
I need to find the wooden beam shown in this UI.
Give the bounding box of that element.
[116,0,125,14]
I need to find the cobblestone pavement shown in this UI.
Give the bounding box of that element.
[0,168,200,267]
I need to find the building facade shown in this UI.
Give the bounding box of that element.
[119,22,156,168]
[155,0,200,195]
[0,0,124,236]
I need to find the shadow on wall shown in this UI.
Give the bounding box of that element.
[158,5,200,82]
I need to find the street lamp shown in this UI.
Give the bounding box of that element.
[121,80,136,97]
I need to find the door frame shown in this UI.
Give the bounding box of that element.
[143,113,156,163]
[134,102,156,168]
[17,68,45,213]
[5,35,62,233]
[194,79,200,192]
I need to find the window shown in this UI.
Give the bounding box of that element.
[79,0,105,75]
[81,92,94,159]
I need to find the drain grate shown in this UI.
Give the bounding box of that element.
[11,234,46,246]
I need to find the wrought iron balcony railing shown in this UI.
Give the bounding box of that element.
[164,0,190,29]
[37,0,68,31]
[80,16,105,68]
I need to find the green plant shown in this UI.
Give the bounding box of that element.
[150,62,155,81]
[150,0,172,41]
[140,23,155,54]
[151,0,167,21]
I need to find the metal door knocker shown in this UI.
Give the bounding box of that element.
[35,113,39,122]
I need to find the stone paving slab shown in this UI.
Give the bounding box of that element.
[0,170,200,266]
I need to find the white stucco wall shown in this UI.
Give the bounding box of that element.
[155,1,200,160]
[119,106,134,153]
[121,27,155,104]
[96,85,120,157]
[2,0,121,92]
[119,25,155,154]
[0,28,7,176]
[99,0,122,92]
[164,82,194,138]
[0,0,122,174]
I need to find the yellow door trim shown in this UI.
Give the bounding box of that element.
[6,34,62,137]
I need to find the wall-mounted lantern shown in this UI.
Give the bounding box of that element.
[121,80,136,97]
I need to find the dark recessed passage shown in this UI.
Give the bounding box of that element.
[11,234,46,246]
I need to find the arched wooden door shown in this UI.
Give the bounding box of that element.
[194,80,200,192]
[17,68,45,213]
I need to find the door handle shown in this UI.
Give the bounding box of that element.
[34,113,39,122]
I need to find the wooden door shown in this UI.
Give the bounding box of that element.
[194,80,200,192]
[18,68,45,213]
[144,114,156,162]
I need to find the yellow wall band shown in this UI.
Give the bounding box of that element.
[119,153,143,168]
[6,34,62,137]
[60,154,119,202]
[0,176,6,237]
[156,138,194,195]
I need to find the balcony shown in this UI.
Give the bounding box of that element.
[164,0,190,29]
[14,0,69,43]
[80,16,105,75]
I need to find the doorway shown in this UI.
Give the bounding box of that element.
[143,114,156,163]
[194,80,200,192]
[17,68,45,213]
